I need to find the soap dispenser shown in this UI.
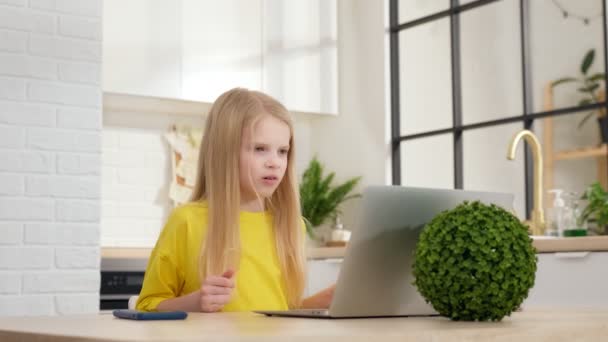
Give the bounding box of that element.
[546,189,566,237]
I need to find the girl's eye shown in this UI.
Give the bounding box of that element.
[279,149,289,155]
[255,146,265,152]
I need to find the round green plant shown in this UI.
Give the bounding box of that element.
[413,201,537,321]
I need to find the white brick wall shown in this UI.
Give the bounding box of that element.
[0,77,26,100]
[0,30,27,52]
[0,223,22,244]
[101,112,202,247]
[0,1,101,316]
[0,0,27,7]
[0,6,56,33]
[59,16,100,40]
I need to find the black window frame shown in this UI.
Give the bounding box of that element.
[389,0,608,218]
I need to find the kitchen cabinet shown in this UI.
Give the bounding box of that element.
[524,251,608,308]
[180,0,263,103]
[263,0,338,114]
[102,0,181,99]
[102,0,337,114]
[305,258,342,297]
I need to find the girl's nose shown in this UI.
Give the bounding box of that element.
[265,156,280,168]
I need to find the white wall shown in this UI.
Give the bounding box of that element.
[102,111,199,247]
[0,0,102,316]
[306,0,389,233]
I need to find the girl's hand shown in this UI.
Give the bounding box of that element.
[301,283,336,309]
[199,269,236,312]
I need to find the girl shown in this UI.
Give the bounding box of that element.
[136,88,334,312]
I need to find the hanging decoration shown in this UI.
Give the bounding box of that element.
[165,125,203,207]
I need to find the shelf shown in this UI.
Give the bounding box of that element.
[103,92,213,117]
[553,144,607,161]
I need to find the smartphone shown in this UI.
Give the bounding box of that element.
[112,309,188,320]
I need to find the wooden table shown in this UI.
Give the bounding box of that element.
[0,309,606,341]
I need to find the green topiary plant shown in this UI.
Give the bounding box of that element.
[413,201,538,321]
[299,157,361,239]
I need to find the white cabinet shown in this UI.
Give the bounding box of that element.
[102,0,181,99]
[102,0,337,114]
[524,252,608,308]
[263,0,338,114]
[181,0,263,103]
[305,258,341,297]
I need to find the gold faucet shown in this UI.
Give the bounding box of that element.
[507,130,545,235]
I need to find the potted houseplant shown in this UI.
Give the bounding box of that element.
[413,201,537,321]
[299,157,361,241]
[552,48,607,143]
[579,182,608,235]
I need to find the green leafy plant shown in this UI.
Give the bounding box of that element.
[552,48,606,128]
[413,201,537,321]
[299,157,361,239]
[580,182,608,235]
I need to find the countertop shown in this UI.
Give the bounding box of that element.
[531,235,608,253]
[102,246,346,259]
[101,246,347,271]
[101,236,608,267]
[0,310,606,341]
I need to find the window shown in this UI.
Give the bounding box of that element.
[390,0,607,220]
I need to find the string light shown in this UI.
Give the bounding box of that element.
[551,0,602,26]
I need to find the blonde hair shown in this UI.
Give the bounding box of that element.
[190,88,306,308]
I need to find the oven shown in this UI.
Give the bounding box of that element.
[100,257,147,310]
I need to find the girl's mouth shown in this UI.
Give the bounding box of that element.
[262,176,278,185]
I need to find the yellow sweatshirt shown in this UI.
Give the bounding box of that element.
[136,202,292,312]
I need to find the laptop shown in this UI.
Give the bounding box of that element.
[255,185,515,318]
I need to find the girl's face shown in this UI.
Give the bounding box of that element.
[239,115,291,203]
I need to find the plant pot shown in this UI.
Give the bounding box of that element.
[598,116,608,144]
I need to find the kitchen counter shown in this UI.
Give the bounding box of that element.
[0,310,606,341]
[532,235,608,253]
[102,246,346,259]
[101,236,608,267]
[101,246,346,269]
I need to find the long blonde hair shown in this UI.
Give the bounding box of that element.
[190,88,306,308]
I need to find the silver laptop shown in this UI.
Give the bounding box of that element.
[255,185,515,318]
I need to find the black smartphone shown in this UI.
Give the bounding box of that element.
[112,309,188,320]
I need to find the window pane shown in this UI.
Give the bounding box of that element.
[401,134,454,189]
[463,123,526,219]
[535,113,603,209]
[460,0,523,125]
[399,19,452,136]
[530,0,605,113]
[398,0,449,24]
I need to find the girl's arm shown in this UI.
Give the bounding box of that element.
[156,290,201,312]
[300,284,336,309]
[156,270,237,313]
